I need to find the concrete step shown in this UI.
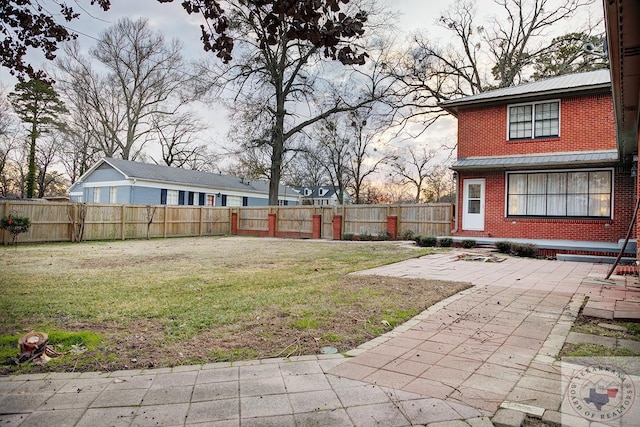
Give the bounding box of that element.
[556,254,636,264]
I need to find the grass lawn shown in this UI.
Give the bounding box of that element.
[0,236,470,374]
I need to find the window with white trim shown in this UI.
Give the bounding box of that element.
[508,101,559,139]
[167,189,179,205]
[507,170,612,218]
[109,186,117,203]
[93,187,101,203]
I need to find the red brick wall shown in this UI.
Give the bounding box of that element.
[454,169,636,242]
[457,94,616,159]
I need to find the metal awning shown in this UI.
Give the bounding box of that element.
[452,150,619,171]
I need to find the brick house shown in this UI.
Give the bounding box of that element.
[440,69,637,255]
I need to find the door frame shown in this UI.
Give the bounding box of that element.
[462,178,486,231]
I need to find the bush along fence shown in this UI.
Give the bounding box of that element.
[0,201,453,245]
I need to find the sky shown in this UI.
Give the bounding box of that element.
[1,0,604,176]
[2,0,464,163]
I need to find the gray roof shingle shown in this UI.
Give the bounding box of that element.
[440,70,611,114]
[295,185,338,198]
[102,158,295,196]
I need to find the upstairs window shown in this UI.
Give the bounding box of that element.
[508,101,559,139]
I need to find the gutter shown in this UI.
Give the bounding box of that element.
[439,83,611,117]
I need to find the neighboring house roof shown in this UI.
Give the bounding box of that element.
[295,186,339,199]
[452,150,619,171]
[69,158,297,197]
[440,69,611,116]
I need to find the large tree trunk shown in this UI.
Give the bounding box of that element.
[26,121,37,198]
[269,89,287,206]
[269,142,283,206]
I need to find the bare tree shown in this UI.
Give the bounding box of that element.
[150,112,213,169]
[56,18,198,161]
[486,0,597,88]
[314,118,352,204]
[2,143,28,198]
[345,108,391,204]
[393,0,598,131]
[0,136,21,197]
[423,164,455,203]
[0,90,21,196]
[35,135,63,198]
[390,145,437,203]
[193,1,396,205]
[58,122,102,184]
[286,148,330,188]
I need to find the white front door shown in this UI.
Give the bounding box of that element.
[462,179,485,231]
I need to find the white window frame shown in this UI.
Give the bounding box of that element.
[507,99,560,140]
[93,187,101,203]
[109,186,117,204]
[505,168,614,219]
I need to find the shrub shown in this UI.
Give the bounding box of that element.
[420,236,438,247]
[400,230,415,241]
[342,233,354,241]
[438,237,453,247]
[0,215,31,245]
[414,235,422,245]
[461,239,476,249]
[511,243,538,258]
[379,231,392,241]
[495,241,512,254]
[359,232,373,241]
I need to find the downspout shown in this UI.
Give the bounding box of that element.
[605,192,640,280]
[452,171,459,233]
[130,178,136,204]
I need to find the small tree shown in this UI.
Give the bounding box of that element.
[0,214,31,245]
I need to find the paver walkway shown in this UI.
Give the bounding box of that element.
[2,249,636,426]
[0,356,484,426]
[328,251,609,415]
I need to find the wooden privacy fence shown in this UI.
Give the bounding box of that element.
[0,200,452,245]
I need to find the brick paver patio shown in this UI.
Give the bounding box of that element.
[327,251,607,414]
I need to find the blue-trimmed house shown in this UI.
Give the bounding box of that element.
[68,158,301,206]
